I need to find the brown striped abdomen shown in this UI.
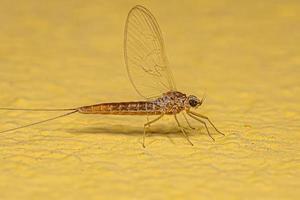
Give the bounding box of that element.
[78,102,162,115]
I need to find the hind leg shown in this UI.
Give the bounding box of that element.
[143,114,164,148]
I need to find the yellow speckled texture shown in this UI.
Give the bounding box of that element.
[0,0,299,199]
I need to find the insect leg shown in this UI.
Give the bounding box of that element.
[146,114,150,125]
[182,112,195,130]
[174,115,193,146]
[143,114,164,148]
[186,111,215,141]
[188,111,225,136]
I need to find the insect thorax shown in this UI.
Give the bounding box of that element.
[153,91,187,114]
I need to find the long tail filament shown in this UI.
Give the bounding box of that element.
[0,107,78,134]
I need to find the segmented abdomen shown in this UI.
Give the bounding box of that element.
[78,102,162,115]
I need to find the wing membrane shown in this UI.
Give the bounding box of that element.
[124,5,176,99]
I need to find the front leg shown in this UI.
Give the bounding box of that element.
[182,112,195,130]
[186,111,215,141]
[188,110,225,136]
[174,115,193,146]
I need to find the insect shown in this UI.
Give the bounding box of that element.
[0,5,225,147]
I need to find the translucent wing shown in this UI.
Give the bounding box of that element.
[124,5,176,99]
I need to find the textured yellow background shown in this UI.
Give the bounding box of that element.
[0,0,299,199]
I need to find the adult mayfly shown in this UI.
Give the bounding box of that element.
[0,5,224,147]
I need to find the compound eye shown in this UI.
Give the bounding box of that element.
[189,99,198,107]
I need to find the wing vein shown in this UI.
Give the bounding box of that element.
[124,5,176,99]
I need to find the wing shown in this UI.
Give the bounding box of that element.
[124,5,176,99]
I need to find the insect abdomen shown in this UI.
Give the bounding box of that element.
[78,102,162,115]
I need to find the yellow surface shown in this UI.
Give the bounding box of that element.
[0,1,300,199]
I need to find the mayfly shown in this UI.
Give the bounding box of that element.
[0,5,225,147]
